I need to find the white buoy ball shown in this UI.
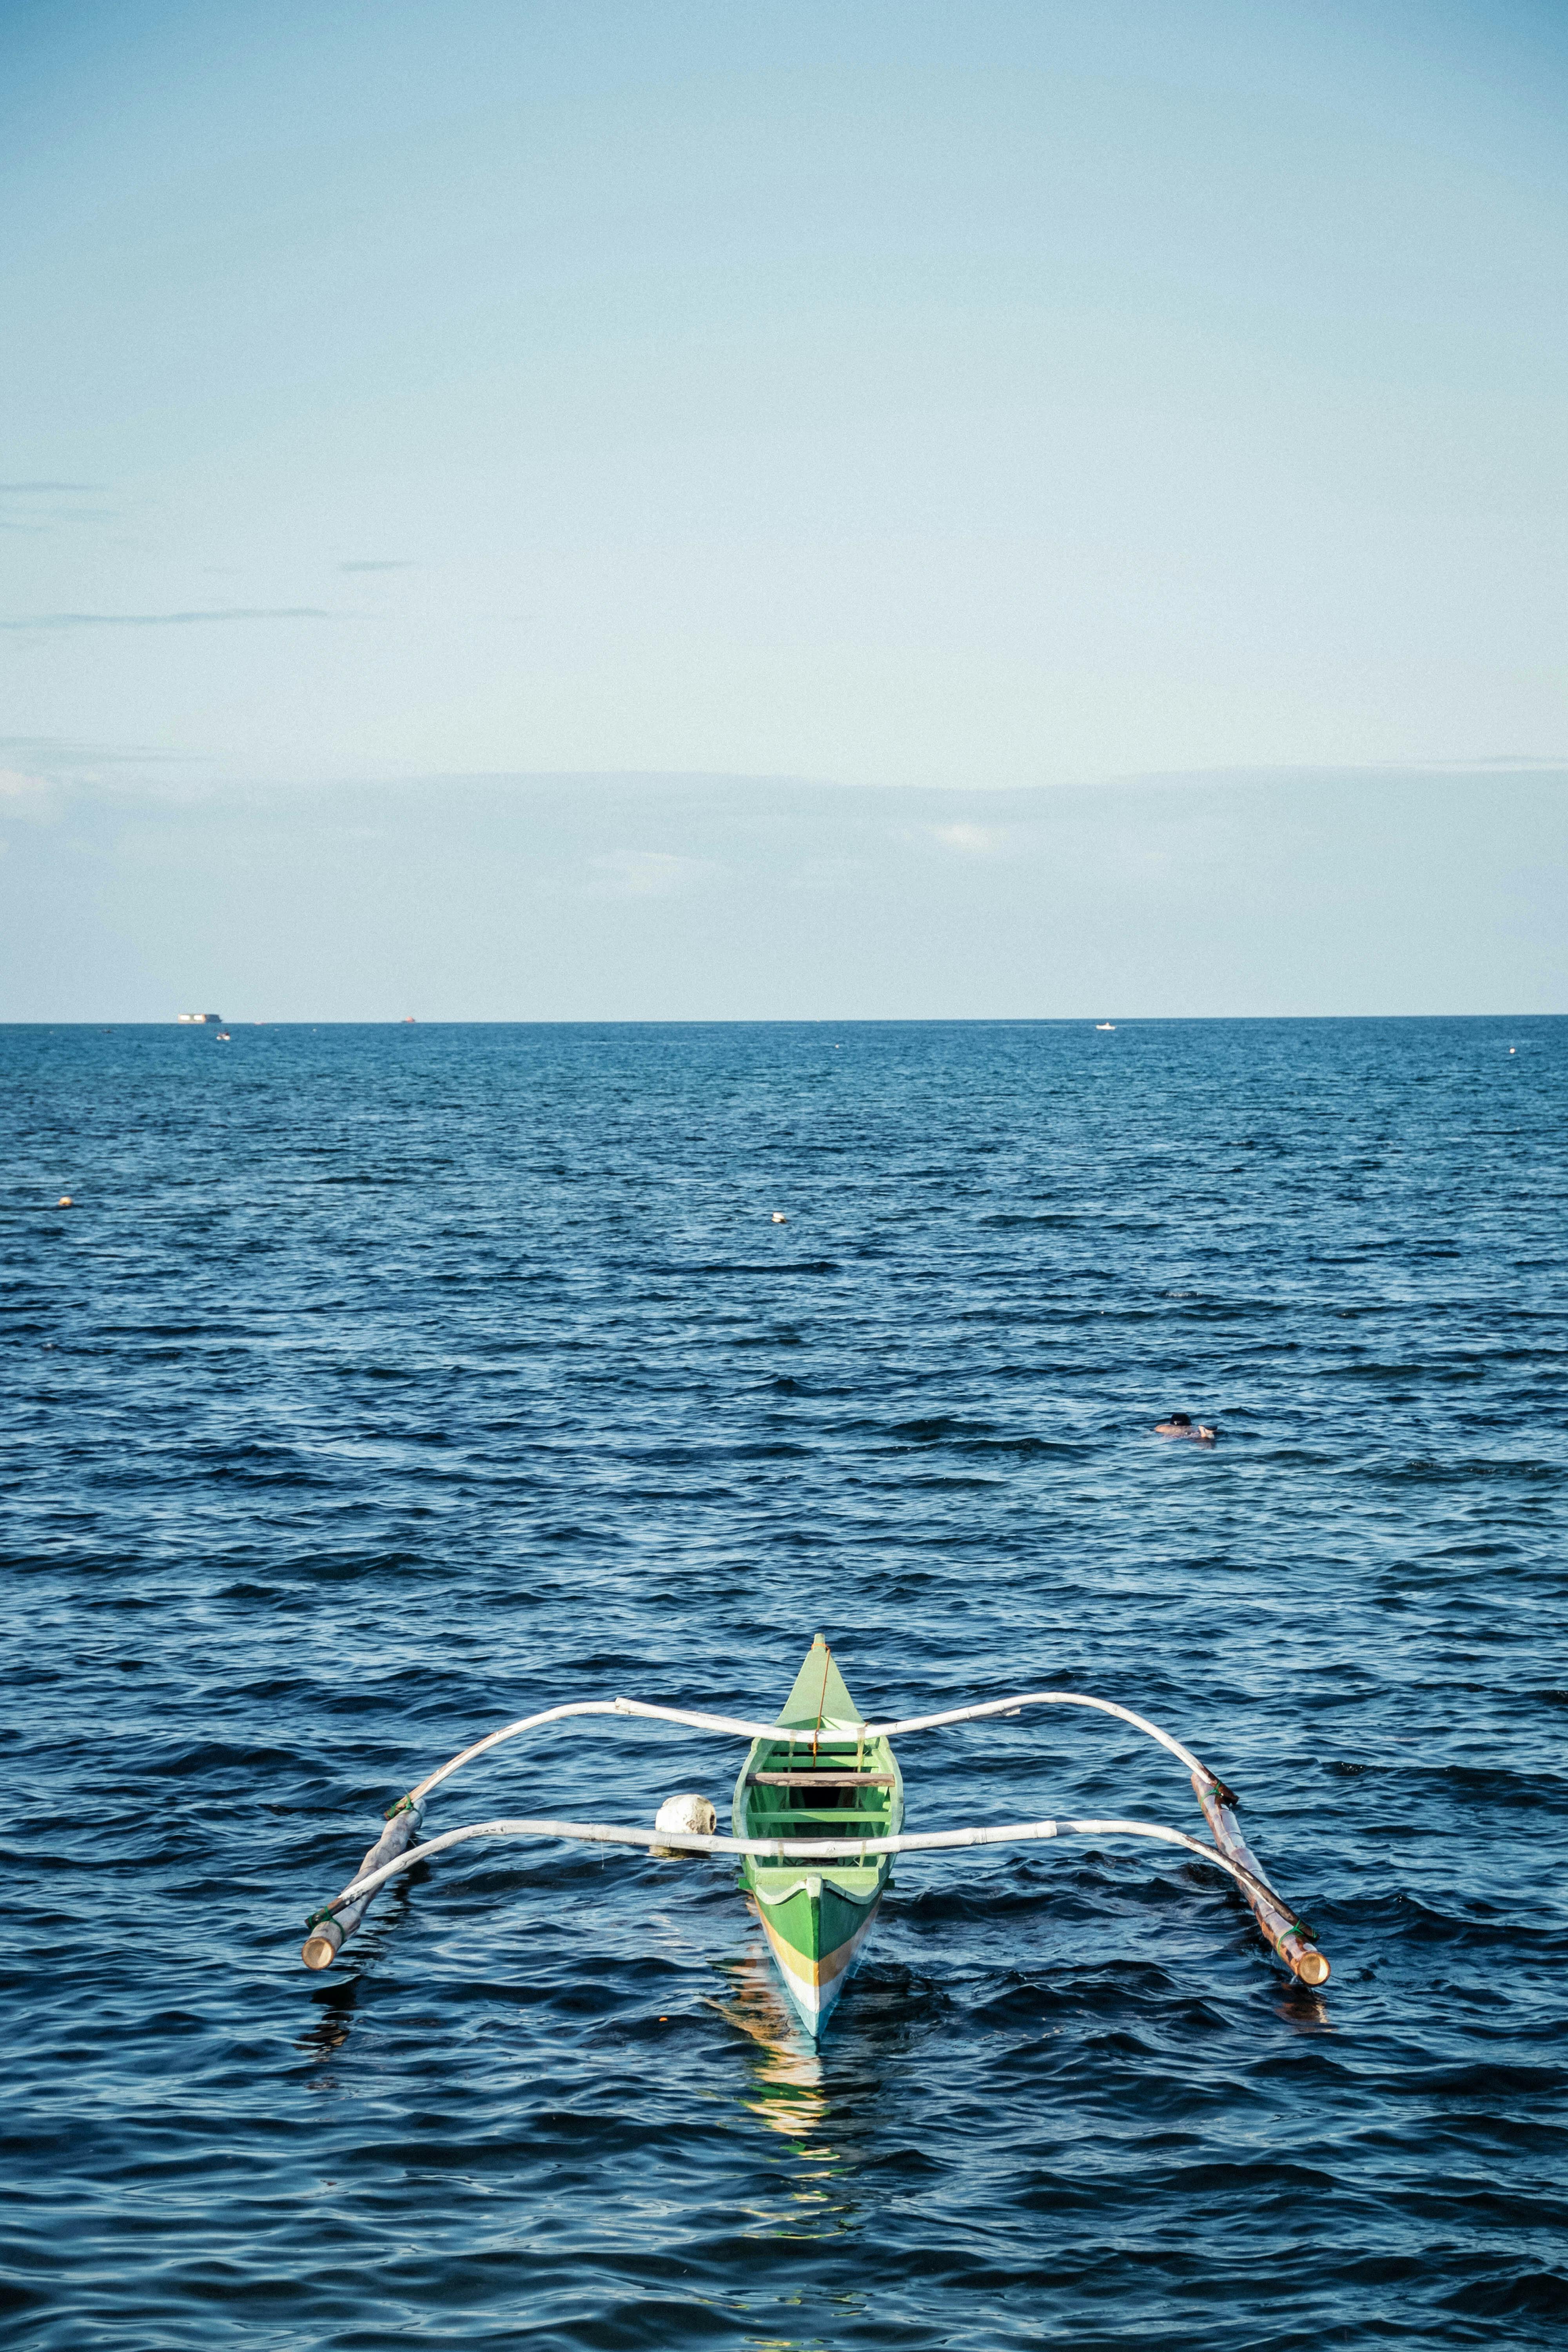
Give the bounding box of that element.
[771,1211,788,1223]
[652,1792,717,1855]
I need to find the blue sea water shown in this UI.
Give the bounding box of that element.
[3,1017,1566,2350]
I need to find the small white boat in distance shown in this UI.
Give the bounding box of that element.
[178,1012,224,1025]
[1095,1022,1115,1031]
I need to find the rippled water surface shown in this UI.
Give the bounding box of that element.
[5,1018,1566,2349]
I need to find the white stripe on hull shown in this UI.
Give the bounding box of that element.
[757,1894,884,2037]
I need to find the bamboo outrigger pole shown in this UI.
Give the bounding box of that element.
[301,1800,424,1971]
[1192,1770,1329,1985]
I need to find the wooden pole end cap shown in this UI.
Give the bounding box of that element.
[1295,1949,1330,1986]
[301,1933,339,1970]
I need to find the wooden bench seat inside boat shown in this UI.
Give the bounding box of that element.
[746,1771,896,1787]
[766,1819,889,1838]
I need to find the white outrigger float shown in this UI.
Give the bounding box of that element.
[302,1638,1329,2034]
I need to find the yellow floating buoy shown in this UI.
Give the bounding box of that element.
[57,1195,73,1207]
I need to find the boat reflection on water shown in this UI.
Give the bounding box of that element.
[707,1947,829,2138]
[706,1940,882,2258]
[1276,1981,1334,2033]
[297,1971,360,2063]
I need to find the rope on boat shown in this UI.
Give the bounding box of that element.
[312,1813,1285,1921]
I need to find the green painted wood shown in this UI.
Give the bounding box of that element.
[774,1636,864,1734]
[733,1639,904,2036]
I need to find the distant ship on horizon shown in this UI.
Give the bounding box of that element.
[177,1012,224,1024]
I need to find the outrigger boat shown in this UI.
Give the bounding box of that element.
[301,1637,1329,2031]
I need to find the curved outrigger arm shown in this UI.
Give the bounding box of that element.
[397,1698,787,1813]
[862,1692,1209,1779]
[303,1812,1325,1982]
[860,1691,1326,1984]
[393,1690,1212,1818]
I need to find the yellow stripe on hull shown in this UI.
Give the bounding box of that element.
[758,1895,884,2036]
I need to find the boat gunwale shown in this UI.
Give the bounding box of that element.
[735,1722,905,1904]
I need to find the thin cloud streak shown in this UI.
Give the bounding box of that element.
[338,560,412,572]
[0,608,333,631]
[0,482,115,534]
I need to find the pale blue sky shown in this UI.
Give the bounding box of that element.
[1,3,1564,1012]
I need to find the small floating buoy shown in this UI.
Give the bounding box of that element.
[771,1211,788,1223]
[1509,1047,1516,1054]
[57,1195,73,1208]
[652,1792,717,1855]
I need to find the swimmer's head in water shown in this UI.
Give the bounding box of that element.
[1167,1412,1192,1426]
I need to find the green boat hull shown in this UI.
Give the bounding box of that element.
[733,1638,903,2037]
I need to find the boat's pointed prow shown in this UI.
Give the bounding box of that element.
[775,1635,864,1740]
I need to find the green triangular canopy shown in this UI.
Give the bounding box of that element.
[774,1635,864,1731]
